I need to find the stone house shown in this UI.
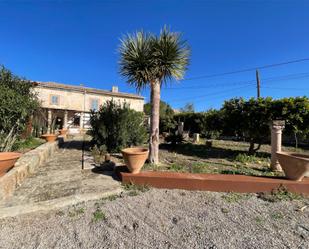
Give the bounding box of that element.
[32,81,144,134]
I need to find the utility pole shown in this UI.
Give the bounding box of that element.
[256,69,261,98]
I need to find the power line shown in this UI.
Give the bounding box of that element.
[164,71,309,90]
[167,84,255,103]
[180,57,309,81]
[261,86,309,90]
[163,74,309,103]
[164,79,255,90]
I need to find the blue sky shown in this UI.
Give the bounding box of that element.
[0,0,308,111]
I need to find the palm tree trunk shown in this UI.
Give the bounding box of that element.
[149,79,160,164]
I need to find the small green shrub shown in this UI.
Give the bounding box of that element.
[122,183,150,196]
[270,212,284,220]
[92,209,106,222]
[90,100,147,153]
[254,216,264,225]
[68,207,85,217]
[90,144,107,164]
[221,192,252,203]
[258,185,303,202]
[107,194,118,201]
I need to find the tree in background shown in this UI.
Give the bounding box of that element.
[272,97,309,148]
[200,109,223,139]
[180,102,195,113]
[0,66,39,152]
[144,101,176,133]
[221,97,309,153]
[174,112,205,134]
[221,97,273,154]
[119,27,190,164]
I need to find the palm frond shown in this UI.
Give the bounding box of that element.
[118,31,155,91]
[153,26,190,83]
[118,27,190,89]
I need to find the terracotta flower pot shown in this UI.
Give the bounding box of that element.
[59,129,67,136]
[0,152,22,177]
[276,152,309,181]
[41,134,58,143]
[121,147,149,174]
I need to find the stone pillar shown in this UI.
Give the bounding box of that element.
[47,109,52,133]
[63,110,68,129]
[178,122,184,135]
[193,133,200,143]
[79,112,84,132]
[270,120,285,171]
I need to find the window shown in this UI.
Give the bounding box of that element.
[90,98,99,110]
[50,95,59,105]
[73,116,80,126]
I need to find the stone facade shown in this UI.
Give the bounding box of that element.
[33,82,144,133]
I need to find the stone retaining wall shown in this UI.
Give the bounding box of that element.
[0,138,63,200]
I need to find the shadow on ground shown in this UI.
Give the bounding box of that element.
[159,143,270,160]
[91,163,127,181]
[59,140,91,151]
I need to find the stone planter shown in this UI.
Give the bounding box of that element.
[0,152,22,177]
[276,152,309,181]
[41,134,58,143]
[121,147,149,174]
[59,129,67,136]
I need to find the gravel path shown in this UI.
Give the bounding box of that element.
[0,188,308,249]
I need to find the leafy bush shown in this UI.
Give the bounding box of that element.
[0,66,39,151]
[200,109,223,139]
[90,100,147,152]
[165,133,185,146]
[174,112,205,134]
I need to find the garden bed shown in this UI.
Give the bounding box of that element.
[143,139,308,177]
[119,170,309,195]
[12,137,45,153]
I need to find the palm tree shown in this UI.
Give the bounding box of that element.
[119,27,190,164]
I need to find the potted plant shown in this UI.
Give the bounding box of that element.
[121,147,149,174]
[0,152,22,176]
[41,116,58,142]
[59,128,68,136]
[276,151,309,181]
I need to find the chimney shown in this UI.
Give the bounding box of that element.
[112,86,118,93]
